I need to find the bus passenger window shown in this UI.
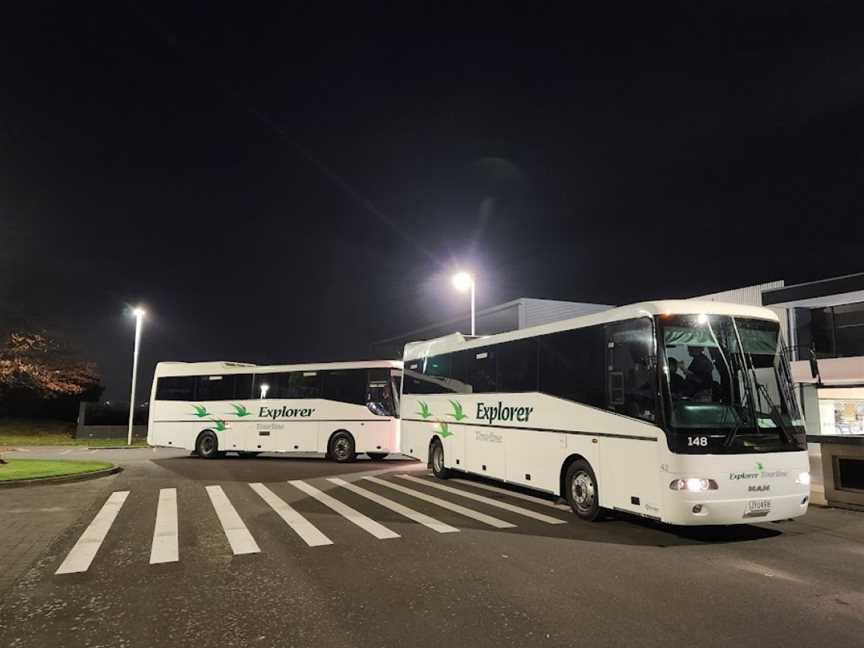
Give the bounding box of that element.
[605,320,657,422]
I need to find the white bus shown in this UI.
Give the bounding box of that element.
[148,360,401,462]
[400,300,811,525]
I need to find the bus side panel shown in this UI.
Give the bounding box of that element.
[598,437,662,517]
[504,428,569,494]
[350,420,399,454]
[400,418,433,463]
[465,426,506,480]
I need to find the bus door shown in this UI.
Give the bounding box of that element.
[602,319,662,515]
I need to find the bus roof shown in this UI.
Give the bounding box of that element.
[153,359,402,377]
[403,299,780,361]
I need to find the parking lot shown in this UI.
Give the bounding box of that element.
[1,448,863,648]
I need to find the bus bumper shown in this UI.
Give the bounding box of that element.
[661,491,810,526]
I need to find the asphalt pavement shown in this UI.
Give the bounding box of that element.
[1,447,862,648]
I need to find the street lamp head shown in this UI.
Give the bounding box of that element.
[452,271,474,292]
[132,307,146,318]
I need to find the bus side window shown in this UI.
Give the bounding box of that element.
[605,319,657,422]
[288,372,321,399]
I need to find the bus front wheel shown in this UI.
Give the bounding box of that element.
[329,431,356,463]
[430,439,451,479]
[564,459,601,521]
[196,431,220,460]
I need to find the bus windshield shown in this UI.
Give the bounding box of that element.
[660,314,806,454]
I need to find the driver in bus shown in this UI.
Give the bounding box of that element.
[684,345,714,399]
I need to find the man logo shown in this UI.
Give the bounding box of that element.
[748,485,770,493]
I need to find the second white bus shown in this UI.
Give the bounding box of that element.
[148,360,401,462]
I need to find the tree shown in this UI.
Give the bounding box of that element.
[0,321,105,420]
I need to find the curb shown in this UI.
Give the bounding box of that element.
[0,465,122,489]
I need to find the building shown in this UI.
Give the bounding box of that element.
[762,273,864,437]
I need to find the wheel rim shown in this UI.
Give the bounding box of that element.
[201,436,215,455]
[333,437,350,460]
[432,445,444,472]
[571,470,596,513]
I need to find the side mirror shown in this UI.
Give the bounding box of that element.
[808,343,820,381]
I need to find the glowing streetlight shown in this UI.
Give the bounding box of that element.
[452,271,476,336]
[127,307,145,446]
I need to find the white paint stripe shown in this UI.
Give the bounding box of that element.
[16,447,30,453]
[448,477,571,511]
[364,477,515,529]
[327,478,458,534]
[206,486,260,555]
[150,488,179,564]
[397,475,567,525]
[56,491,129,575]
[289,480,400,540]
[250,483,332,547]
[58,449,72,456]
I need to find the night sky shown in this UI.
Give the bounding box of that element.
[2,3,862,399]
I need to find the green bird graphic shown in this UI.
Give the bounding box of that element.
[192,405,209,418]
[436,420,454,438]
[756,462,765,471]
[417,401,433,419]
[211,419,227,432]
[231,403,251,417]
[447,400,467,421]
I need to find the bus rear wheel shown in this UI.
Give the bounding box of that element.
[196,431,220,460]
[565,459,601,521]
[367,452,388,461]
[430,439,451,479]
[329,431,356,463]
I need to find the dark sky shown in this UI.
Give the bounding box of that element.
[2,2,863,399]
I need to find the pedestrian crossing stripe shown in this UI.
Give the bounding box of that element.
[55,475,572,574]
[396,475,568,524]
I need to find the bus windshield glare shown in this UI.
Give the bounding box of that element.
[660,314,807,454]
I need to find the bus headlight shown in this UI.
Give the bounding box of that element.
[796,472,811,486]
[670,478,719,492]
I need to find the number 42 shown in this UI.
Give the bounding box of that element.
[688,436,708,447]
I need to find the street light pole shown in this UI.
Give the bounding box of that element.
[469,279,475,336]
[451,272,476,336]
[127,308,145,446]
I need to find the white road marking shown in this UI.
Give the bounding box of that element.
[150,488,179,564]
[16,447,30,453]
[289,480,400,540]
[56,491,130,575]
[448,477,572,511]
[58,449,72,456]
[396,475,567,525]
[250,483,332,547]
[205,486,260,555]
[327,477,458,534]
[364,477,515,529]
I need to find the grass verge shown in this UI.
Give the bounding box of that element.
[0,458,114,482]
[0,419,147,447]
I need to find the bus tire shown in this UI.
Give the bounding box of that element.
[430,439,451,479]
[196,431,220,460]
[367,453,388,461]
[329,431,356,463]
[564,459,601,521]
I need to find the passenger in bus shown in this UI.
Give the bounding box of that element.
[684,346,714,399]
[668,357,685,396]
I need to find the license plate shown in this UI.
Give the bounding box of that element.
[743,499,771,518]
